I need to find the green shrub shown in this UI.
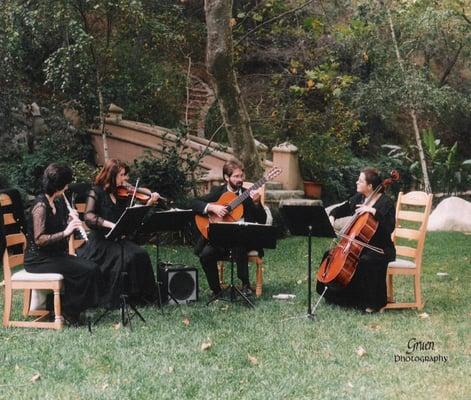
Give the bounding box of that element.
[130,148,194,208]
[2,108,95,195]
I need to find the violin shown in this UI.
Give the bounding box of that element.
[317,170,400,288]
[116,182,167,206]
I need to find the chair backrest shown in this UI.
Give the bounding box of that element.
[393,191,433,269]
[1,193,26,281]
[74,202,87,217]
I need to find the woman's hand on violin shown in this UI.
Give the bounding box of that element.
[102,220,116,230]
[146,192,160,206]
[355,204,376,215]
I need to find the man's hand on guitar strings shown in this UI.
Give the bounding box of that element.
[208,203,229,218]
[249,189,262,205]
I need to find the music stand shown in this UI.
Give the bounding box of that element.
[95,205,152,329]
[208,222,277,308]
[280,201,335,320]
[138,209,194,307]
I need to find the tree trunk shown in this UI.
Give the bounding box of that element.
[204,0,264,180]
[386,7,432,193]
[96,71,109,162]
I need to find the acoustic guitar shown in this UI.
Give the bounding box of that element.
[195,167,282,239]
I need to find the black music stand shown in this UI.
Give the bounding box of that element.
[138,209,194,307]
[280,203,335,320]
[94,205,151,329]
[208,222,277,308]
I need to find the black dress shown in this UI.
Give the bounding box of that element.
[24,195,102,315]
[316,192,396,309]
[77,186,157,308]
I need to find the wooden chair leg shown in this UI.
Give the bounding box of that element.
[255,260,263,298]
[22,289,31,316]
[217,262,225,286]
[53,289,64,329]
[414,274,423,310]
[3,287,12,327]
[386,274,394,303]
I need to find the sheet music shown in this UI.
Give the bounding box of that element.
[158,208,192,213]
[105,205,152,239]
[210,221,270,227]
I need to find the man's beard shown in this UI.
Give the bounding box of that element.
[229,181,242,191]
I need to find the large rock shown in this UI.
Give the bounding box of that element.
[427,196,471,232]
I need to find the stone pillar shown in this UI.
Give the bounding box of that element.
[106,103,123,123]
[255,140,268,163]
[272,142,303,190]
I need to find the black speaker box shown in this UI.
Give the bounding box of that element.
[158,263,198,305]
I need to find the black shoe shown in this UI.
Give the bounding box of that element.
[240,284,254,296]
[207,290,222,304]
[63,312,81,326]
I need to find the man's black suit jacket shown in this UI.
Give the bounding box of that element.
[192,184,267,256]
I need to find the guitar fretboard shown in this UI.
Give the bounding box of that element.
[227,177,268,211]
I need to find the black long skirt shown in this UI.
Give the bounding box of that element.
[24,255,102,315]
[316,252,388,310]
[77,233,157,308]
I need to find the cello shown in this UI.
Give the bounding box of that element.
[317,170,399,288]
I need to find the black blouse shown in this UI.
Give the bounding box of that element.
[329,192,396,262]
[25,194,69,260]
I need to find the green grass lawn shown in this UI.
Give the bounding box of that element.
[1,232,470,400]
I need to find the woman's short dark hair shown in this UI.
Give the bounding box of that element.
[362,167,382,192]
[42,163,73,195]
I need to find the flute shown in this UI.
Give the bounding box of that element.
[62,194,88,241]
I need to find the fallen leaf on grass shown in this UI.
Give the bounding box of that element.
[182,318,190,327]
[296,280,302,285]
[201,339,212,351]
[418,312,430,319]
[221,305,229,311]
[369,323,381,331]
[347,382,354,388]
[31,373,41,383]
[102,383,109,390]
[247,354,259,365]
[356,346,367,357]
[166,366,174,373]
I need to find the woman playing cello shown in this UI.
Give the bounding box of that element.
[316,167,396,312]
[77,159,159,308]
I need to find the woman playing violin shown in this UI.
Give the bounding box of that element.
[77,159,158,308]
[316,167,396,312]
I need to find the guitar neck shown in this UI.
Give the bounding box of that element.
[228,177,268,210]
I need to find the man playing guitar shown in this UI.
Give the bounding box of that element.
[192,159,267,299]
